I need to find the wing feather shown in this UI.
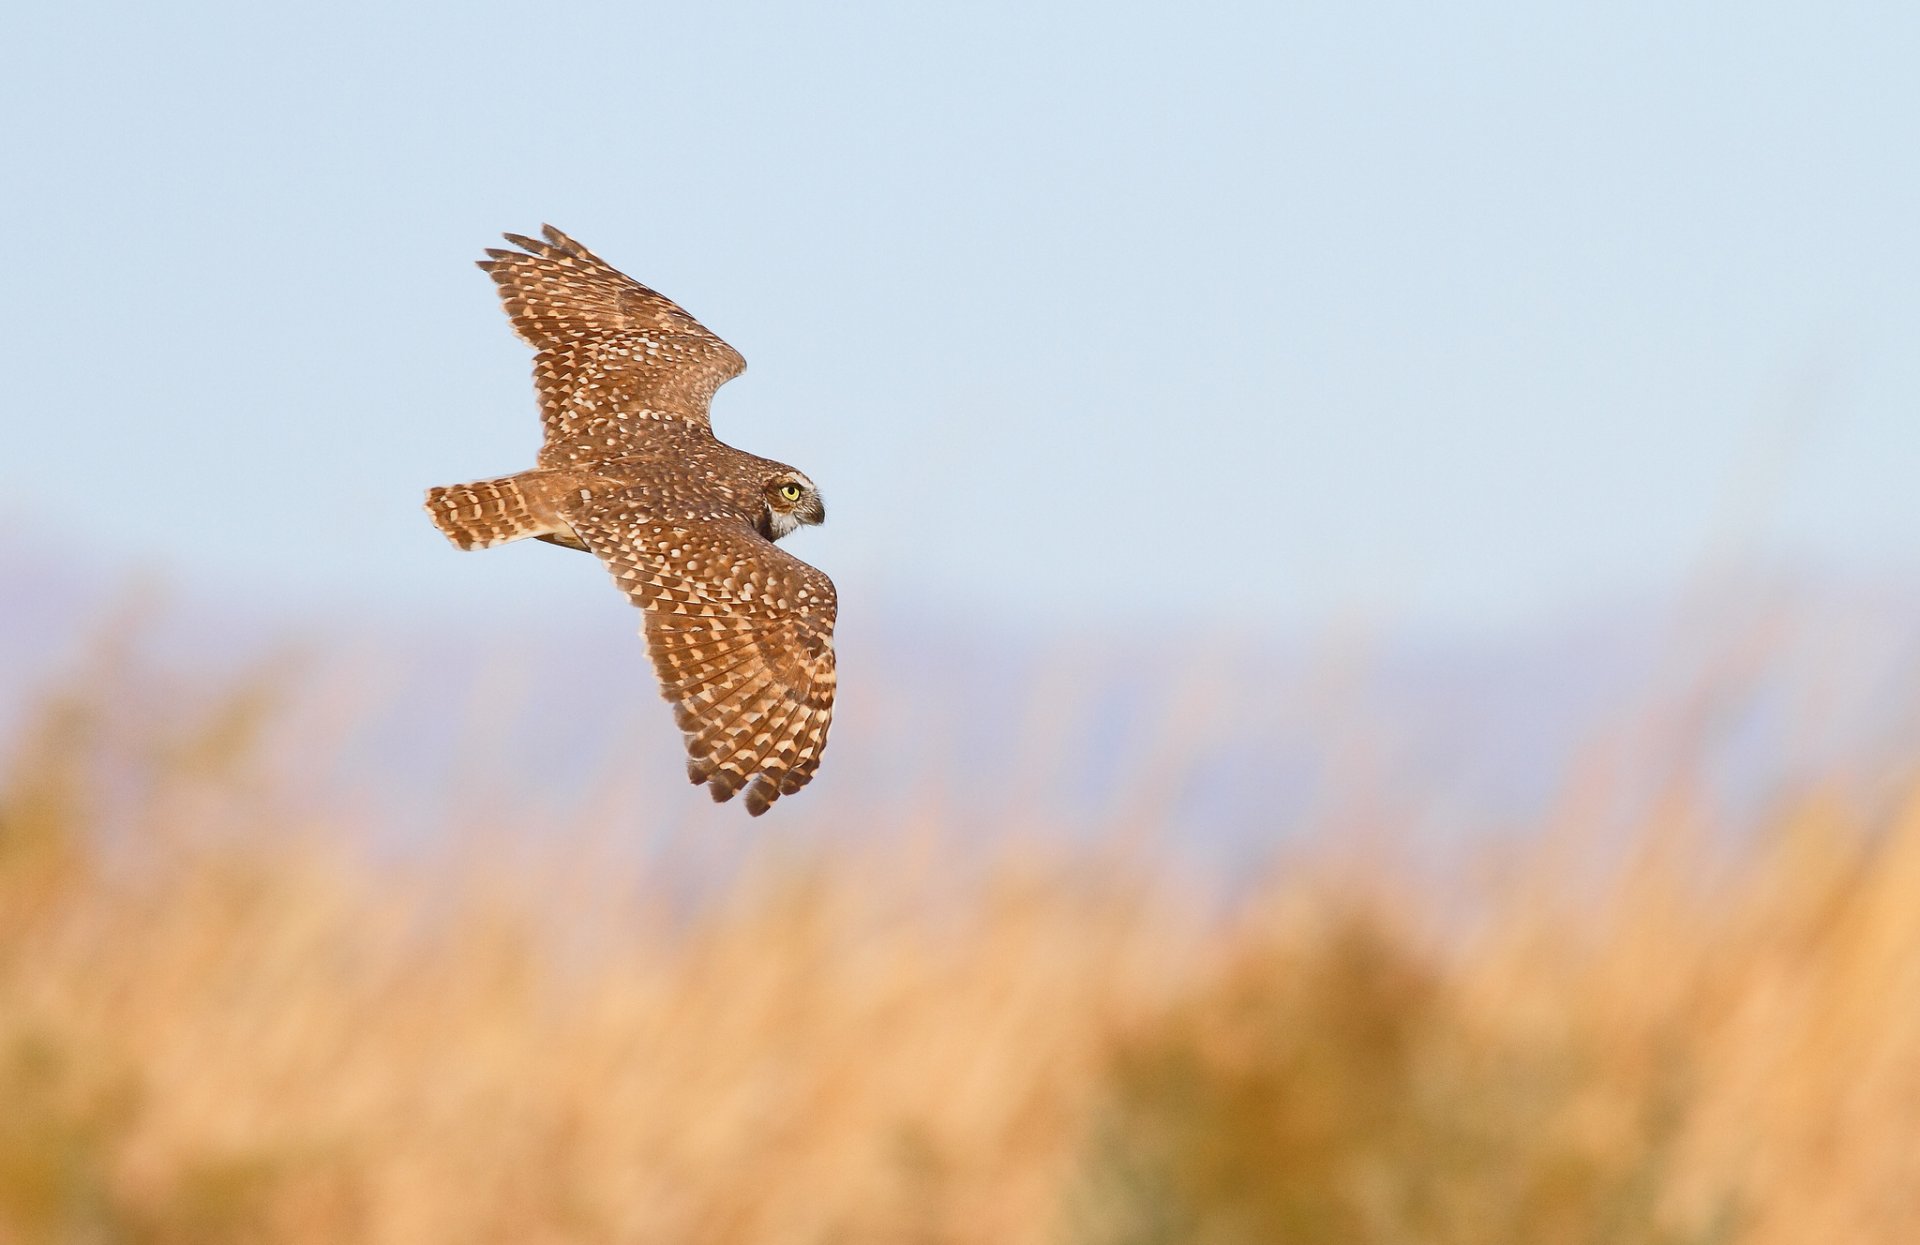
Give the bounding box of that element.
[570,493,837,815]
[477,226,747,464]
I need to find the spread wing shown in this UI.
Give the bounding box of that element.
[477,226,747,466]
[571,491,837,816]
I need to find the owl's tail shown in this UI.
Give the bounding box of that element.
[424,470,581,551]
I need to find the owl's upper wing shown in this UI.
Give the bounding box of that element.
[477,226,747,465]
[570,491,837,815]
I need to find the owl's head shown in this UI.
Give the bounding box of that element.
[760,469,825,540]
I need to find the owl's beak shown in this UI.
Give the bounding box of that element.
[803,495,826,526]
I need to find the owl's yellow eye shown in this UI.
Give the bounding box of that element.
[779,483,803,502]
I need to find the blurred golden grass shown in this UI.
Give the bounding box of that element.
[4,652,1920,1244]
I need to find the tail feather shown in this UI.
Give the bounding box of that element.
[425,471,573,550]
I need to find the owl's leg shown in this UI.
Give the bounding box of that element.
[535,528,592,553]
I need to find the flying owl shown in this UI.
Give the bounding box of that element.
[425,226,835,816]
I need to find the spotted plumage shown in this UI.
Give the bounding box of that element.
[425,226,835,815]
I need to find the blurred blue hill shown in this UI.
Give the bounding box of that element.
[5,530,1918,869]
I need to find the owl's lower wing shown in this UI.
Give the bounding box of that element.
[571,497,837,816]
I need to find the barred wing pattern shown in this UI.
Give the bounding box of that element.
[476,226,747,465]
[572,492,837,816]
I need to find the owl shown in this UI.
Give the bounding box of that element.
[425,226,835,816]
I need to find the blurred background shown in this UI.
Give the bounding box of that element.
[4,2,1920,1241]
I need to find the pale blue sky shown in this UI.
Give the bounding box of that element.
[3,0,1916,637]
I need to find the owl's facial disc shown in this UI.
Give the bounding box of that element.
[761,471,825,540]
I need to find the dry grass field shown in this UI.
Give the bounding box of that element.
[3,642,1920,1244]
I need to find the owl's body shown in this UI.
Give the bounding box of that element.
[426,227,835,816]
[430,440,815,553]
